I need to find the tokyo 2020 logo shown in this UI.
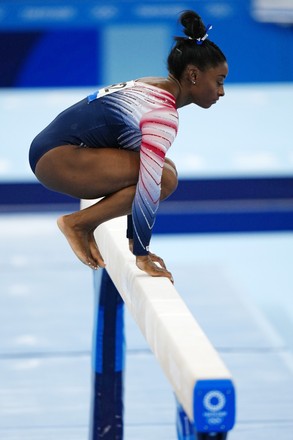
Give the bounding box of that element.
[203,390,226,412]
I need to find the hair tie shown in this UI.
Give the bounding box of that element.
[196,24,213,45]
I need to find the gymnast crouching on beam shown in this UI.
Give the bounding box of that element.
[29,10,228,282]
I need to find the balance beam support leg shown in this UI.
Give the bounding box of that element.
[89,269,125,440]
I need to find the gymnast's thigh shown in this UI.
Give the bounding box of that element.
[34,145,141,199]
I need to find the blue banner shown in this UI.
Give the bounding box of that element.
[0,1,200,28]
[1,1,292,84]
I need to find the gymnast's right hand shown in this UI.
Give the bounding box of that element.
[136,254,174,283]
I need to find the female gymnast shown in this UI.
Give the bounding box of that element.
[29,10,228,282]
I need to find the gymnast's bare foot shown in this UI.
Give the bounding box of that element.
[88,231,106,268]
[57,215,104,269]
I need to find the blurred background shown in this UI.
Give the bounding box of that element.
[1,0,293,287]
[1,0,293,186]
[1,1,293,439]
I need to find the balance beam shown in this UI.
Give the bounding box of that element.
[81,200,236,436]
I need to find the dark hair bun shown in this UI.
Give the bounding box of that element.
[167,9,226,79]
[180,10,206,40]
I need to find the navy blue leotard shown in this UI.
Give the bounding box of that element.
[29,81,179,255]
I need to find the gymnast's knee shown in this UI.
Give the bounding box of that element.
[161,158,178,200]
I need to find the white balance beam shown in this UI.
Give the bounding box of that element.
[81,200,236,434]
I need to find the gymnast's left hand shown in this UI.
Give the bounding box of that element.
[136,254,174,283]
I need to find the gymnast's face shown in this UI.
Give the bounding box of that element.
[189,62,228,109]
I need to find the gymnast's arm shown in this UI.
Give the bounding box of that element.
[131,106,178,281]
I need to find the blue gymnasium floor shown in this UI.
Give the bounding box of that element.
[0,212,293,439]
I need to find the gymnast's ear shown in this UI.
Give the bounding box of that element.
[184,64,201,85]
